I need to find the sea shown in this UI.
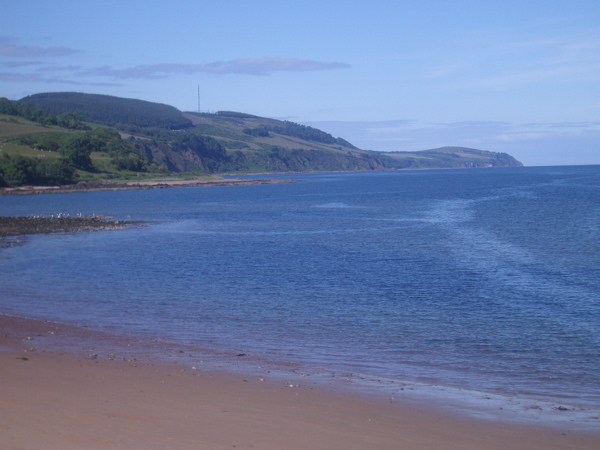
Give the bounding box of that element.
[1,165,599,429]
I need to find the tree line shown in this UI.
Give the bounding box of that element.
[19,92,192,130]
[247,120,357,148]
[0,97,89,129]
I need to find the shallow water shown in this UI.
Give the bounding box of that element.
[1,166,599,426]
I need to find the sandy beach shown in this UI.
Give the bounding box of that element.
[1,314,599,449]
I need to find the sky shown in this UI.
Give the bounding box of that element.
[2,0,599,166]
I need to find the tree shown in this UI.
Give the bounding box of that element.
[0,97,17,115]
[112,153,146,171]
[59,134,96,170]
[0,154,76,186]
[33,134,64,152]
[36,158,75,185]
[57,112,89,130]
[1,155,38,185]
[15,102,46,123]
[243,126,270,137]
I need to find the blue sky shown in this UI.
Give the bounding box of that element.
[2,1,599,166]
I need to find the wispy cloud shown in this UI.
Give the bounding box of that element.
[80,57,351,79]
[490,121,600,143]
[0,72,47,83]
[477,59,600,89]
[422,26,600,90]
[1,47,346,87]
[0,71,119,87]
[0,60,43,68]
[38,65,83,72]
[483,33,600,88]
[0,36,81,58]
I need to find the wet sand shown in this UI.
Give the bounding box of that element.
[1,314,599,449]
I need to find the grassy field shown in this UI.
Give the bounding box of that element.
[0,117,67,165]
[0,116,55,136]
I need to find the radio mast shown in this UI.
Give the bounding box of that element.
[197,84,201,113]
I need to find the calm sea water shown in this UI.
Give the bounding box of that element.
[1,166,599,423]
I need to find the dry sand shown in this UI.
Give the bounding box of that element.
[1,314,599,449]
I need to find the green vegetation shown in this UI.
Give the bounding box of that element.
[0,96,89,130]
[0,103,162,187]
[0,154,75,186]
[0,92,523,188]
[179,111,521,173]
[264,121,358,148]
[20,92,192,130]
[376,146,522,169]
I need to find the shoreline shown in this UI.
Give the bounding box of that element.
[0,177,295,196]
[1,313,599,449]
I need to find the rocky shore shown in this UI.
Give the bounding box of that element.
[0,178,295,196]
[0,215,141,237]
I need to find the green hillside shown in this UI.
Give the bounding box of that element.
[377,146,522,169]
[1,92,522,187]
[20,92,192,130]
[179,111,385,173]
[183,113,521,170]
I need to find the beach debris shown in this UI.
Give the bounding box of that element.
[524,404,542,410]
[554,406,570,411]
[236,353,246,357]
